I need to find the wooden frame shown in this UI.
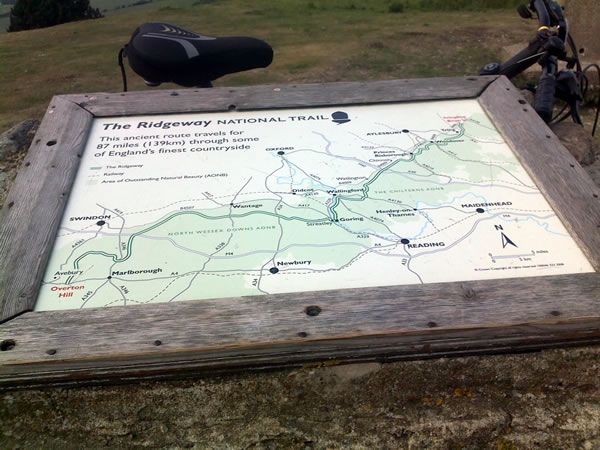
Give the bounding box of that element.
[1,76,599,388]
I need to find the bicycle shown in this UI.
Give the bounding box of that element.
[479,0,599,136]
[117,3,598,137]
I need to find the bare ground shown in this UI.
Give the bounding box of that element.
[1,346,599,449]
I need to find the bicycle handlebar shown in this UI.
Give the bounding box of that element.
[487,1,565,79]
[488,1,553,78]
[532,0,551,28]
[496,39,546,78]
[479,1,587,127]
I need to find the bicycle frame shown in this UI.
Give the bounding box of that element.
[479,0,585,126]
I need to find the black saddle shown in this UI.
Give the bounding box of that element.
[121,22,273,88]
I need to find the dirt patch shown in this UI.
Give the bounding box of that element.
[0,119,38,207]
[1,347,599,448]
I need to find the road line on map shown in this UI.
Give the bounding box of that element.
[79,279,110,309]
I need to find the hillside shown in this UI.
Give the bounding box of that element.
[0,0,533,132]
[0,0,155,33]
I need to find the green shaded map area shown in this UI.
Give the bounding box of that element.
[35,103,594,310]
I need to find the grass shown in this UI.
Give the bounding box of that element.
[93,0,155,13]
[0,0,537,132]
[0,0,596,145]
[400,0,522,10]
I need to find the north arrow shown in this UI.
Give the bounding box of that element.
[501,232,518,248]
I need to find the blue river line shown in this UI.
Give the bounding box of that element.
[270,144,568,238]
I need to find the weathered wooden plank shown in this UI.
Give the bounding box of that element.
[62,77,497,117]
[1,273,598,386]
[2,321,600,389]
[479,76,600,270]
[1,76,598,388]
[0,97,93,322]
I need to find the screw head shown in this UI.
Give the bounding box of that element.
[305,306,322,317]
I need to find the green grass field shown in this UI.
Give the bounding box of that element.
[0,0,525,33]
[1,0,596,140]
[0,0,537,132]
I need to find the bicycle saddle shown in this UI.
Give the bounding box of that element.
[122,22,273,88]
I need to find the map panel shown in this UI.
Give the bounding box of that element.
[35,100,595,311]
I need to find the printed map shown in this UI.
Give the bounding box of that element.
[35,100,594,310]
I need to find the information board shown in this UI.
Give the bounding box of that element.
[36,100,594,311]
[1,76,599,388]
